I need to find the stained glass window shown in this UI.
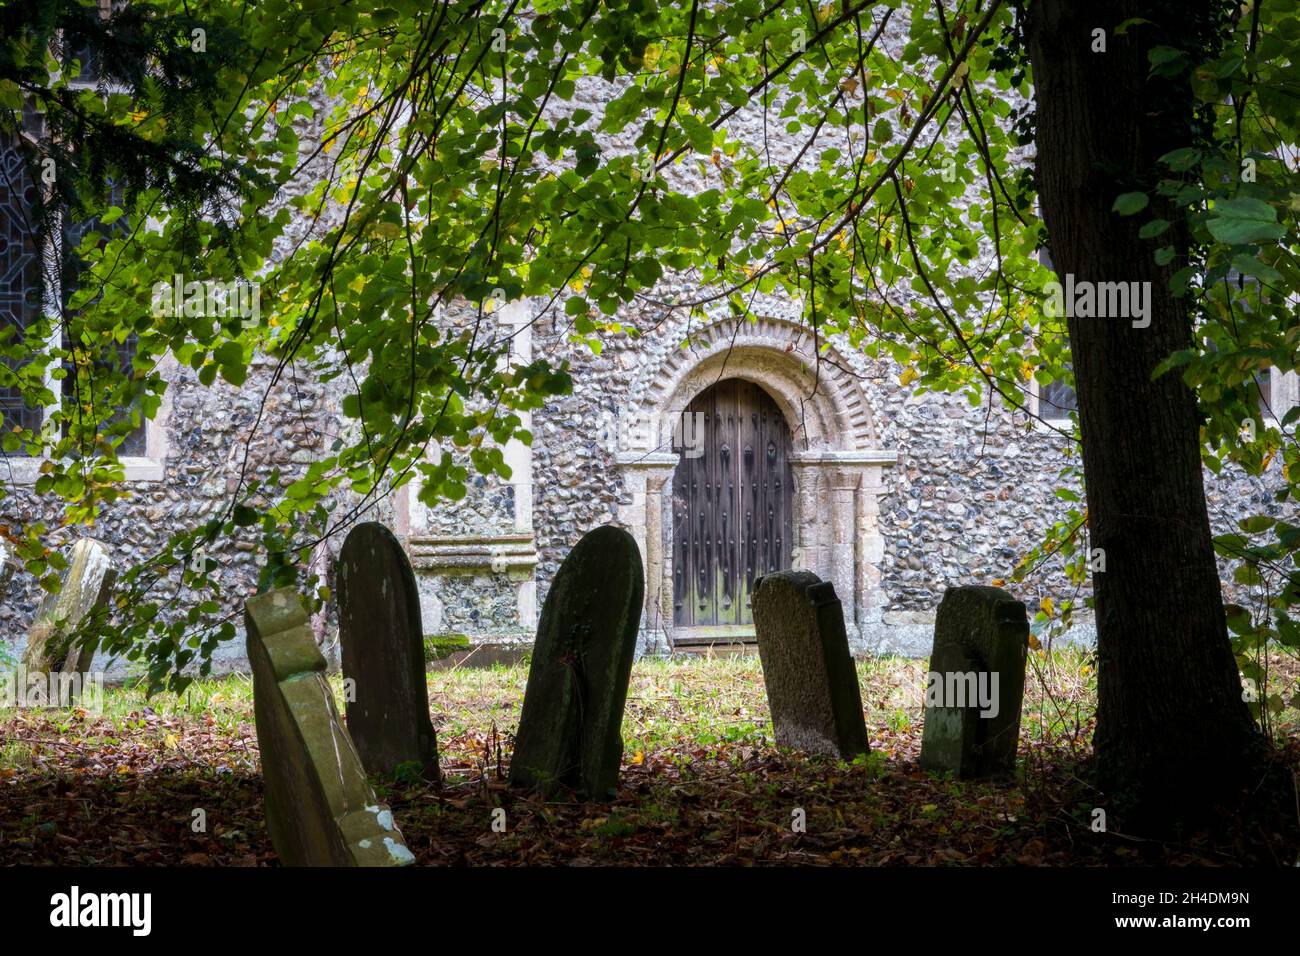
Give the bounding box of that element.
[0,131,146,458]
[62,183,147,457]
[1040,371,1077,421]
[0,133,45,436]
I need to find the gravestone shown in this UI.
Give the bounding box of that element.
[919,585,1029,779]
[509,525,644,798]
[246,587,415,867]
[21,538,116,698]
[336,522,439,781]
[751,571,869,759]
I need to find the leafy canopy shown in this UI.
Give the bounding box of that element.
[1,0,1296,697]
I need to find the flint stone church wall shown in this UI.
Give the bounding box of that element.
[0,358,364,678]
[1,302,1286,672]
[412,292,1291,659]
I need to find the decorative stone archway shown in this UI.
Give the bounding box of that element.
[615,314,896,654]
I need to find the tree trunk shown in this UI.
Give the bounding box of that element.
[1024,0,1287,835]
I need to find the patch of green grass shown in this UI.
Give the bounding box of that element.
[2,647,1294,765]
[0,739,32,770]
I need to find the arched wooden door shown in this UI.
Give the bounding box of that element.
[672,379,793,632]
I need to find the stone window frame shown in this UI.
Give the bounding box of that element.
[1028,223,1300,432]
[1258,365,1300,426]
[1027,244,1078,431]
[1028,370,1077,430]
[1235,145,1300,422]
[1211,270,1300,427]
[1026,356,1300,433]
[1,348,174,486]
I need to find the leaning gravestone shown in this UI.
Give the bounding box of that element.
[919,585,1029,779]
[246,587,415,867]
[336,522,439,781]
[509,525,644,798]
[21,538,116,700]
[751,571,869,759]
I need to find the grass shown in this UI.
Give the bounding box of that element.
[1,649,1298,866]
[0,647,1111,748]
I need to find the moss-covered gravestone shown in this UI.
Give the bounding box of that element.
[246,587,415,867]
[919,585,1029,779]
[21,538,116,700]
[751,571,869,759]
[337,522,439,781]
[509,525,644,798]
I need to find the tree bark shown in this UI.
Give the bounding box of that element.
[1024,0,1287,835]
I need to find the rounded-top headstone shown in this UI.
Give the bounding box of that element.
[336,521,439,781]
[509,524,644,798]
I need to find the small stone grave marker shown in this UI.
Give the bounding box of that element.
[21,538,116,703]
[918,585,1029,779]
[752,570,869,759]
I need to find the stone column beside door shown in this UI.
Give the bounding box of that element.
[613,452,678,655]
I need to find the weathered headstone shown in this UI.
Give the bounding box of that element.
[509,525,644,798]
[751,571,869,759]
[919,585,1029,779]
[21,538,116,699]
[246,587,415,867]
[336,522,439,781]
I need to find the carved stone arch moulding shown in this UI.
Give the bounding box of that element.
[614,312,897,655]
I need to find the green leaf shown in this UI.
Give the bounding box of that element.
[1233,563,1264,586]
[1138,219,1170,239]
[1114,17,1153,35]
[1206,198,1286,245]
[1157,147,1201,171]
[1238,515,1275,534]
[1112,192,1149,216]
[1229,253,1284,285]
